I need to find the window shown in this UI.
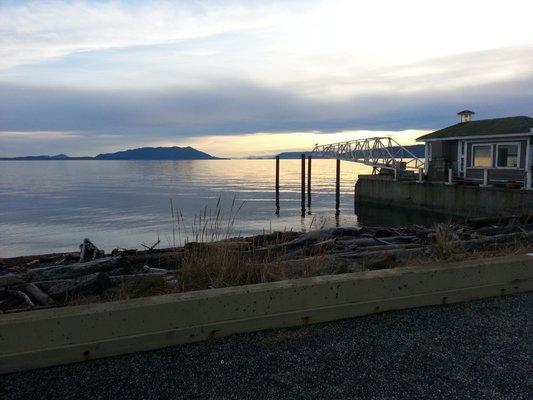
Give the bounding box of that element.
[497,144,519,168]
[472,145,492,168]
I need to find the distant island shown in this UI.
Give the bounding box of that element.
[0,146,220,161]
[94,146,218,160]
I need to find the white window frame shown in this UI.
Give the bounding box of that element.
[468,141,523,170]
[470,144,493,169]
[495,142,521,169]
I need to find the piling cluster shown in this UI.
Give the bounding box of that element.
[275,154,342,216]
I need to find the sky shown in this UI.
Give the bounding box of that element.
[1,0,533,157]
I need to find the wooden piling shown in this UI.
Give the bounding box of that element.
[335,158,340,215]
[275,155,280,213]
[353,182,357,214]
[301,154,306,216]
[307,156,312,210]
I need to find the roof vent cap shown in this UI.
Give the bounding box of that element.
[458,110,475,123]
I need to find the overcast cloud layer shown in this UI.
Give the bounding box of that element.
[1,0,532,157]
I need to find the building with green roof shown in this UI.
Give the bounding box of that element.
[417,111,533,186]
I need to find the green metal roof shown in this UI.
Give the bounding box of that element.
[417,116,533,141]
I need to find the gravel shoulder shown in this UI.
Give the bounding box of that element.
[1,293,532,400]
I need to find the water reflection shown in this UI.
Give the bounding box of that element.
[1,160,444,257]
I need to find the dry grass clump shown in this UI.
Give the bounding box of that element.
[65,276,170,306]
[176,246,279,292]
[168,195,346,293]
[168,196,302,292]
[456,241,533,261]
[432,222,461,259]
[170,195,246,247]
[64,294,101,307]
[174,242,358,292]
[408,219,533,267]
[105,276,169,300]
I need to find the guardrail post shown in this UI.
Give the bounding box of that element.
[275,156,280,214]
[417,168,424,183]
[301,154,306,216]
[335,158,341,215]
[522,170,532,190]
[353,182,357,213]
[445,168,455,185]
[307,156,312,211]
[480,169,491,188]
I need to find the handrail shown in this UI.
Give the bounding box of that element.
[312,137,425,172]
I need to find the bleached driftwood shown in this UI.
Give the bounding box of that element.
[28,256,122,281]
[334,235,418,248]
[6,289,35,308]
[79,238,105,262]
[18,283,52,306]
[255,227,364,253]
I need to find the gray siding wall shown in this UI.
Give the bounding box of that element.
[430,141,445,159]
[465,169,525,182]
[449,140,458,171]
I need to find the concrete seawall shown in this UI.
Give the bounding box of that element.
[356,175,533,216]
[1,255,532,374]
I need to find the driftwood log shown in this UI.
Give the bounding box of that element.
[15,283,52,306]
[460,231,533,251]
[79,238,105,262]
[44,272,112,300]
[28,256,122,281]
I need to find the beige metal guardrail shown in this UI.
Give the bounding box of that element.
[1,255,531,374]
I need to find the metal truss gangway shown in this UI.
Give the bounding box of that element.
[312,137,425,175]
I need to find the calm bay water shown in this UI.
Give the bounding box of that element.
[0,160,440,257]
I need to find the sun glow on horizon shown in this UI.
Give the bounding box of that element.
[160,129,430,158]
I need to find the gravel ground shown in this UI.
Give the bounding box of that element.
[1,293,532,400]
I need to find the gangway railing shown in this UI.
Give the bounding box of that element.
[312,137,425,174]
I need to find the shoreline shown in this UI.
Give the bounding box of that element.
[1,215,532,314]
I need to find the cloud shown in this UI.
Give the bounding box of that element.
[2,1,533,90]
[1,1,532,156]
[1,72,532,156]
[0,131,80,140]
[0,130,83,157]
[0,0,294,70]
